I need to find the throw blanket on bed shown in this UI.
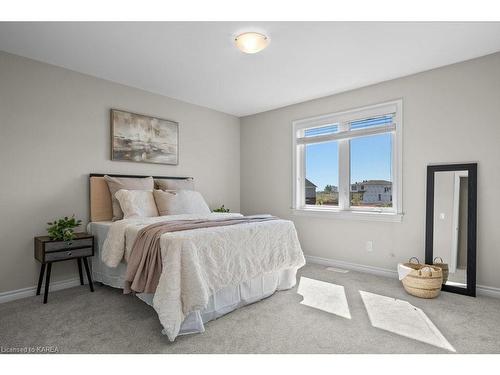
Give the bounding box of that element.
[101,213,305,341]
[124,215,279,294]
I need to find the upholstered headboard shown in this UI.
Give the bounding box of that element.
[89,173,192,222]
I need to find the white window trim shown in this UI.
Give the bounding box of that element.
[291,99,403,222]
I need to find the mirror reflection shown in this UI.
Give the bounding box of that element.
[432,170,468,287]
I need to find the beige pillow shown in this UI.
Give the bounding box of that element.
[104,175,154,221]
[153,189,210,216]
[155,178,194,191]
[114,189,159,219]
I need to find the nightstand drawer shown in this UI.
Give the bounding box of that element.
[45,238,93,252]
[45,247,93,262]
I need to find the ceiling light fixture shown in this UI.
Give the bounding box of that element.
[234,32,269,54]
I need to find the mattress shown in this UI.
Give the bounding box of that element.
[87,221,298,337]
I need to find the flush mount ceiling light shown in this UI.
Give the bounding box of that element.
[234,32,269,54]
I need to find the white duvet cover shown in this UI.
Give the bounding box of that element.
[102,213,305,341]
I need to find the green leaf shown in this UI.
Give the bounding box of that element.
[47,215,82,240]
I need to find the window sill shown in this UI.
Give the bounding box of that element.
[291,208,403,222]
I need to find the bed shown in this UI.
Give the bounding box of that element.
[87,174,305,341]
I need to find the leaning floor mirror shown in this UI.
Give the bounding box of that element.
[425,163,477,297]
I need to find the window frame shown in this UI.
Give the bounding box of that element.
[292,99,403,222]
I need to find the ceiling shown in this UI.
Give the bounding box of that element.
[1,22,500,117]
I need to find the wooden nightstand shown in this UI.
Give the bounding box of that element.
[34,233,95,303]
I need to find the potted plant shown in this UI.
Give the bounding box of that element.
[213,205,230,213]
[47,215,82,241]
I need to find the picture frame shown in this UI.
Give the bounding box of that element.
[110,109,179,165]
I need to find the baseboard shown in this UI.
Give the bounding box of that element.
[305,255,398,279]
[0,277,81,304]
[476,284,500,299]
[3,257,499,303]
[305,255,500,299]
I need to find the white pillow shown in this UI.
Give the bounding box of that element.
[114,189,159,219]
[155,178,195,191]
[153,189,211,216]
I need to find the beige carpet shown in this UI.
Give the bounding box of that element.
[1,263,499,354]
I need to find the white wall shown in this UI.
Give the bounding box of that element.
[241,52,500,289]
[2,50,499,294]
[0,52,240,293]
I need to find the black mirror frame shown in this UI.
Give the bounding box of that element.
[425,163,477,297]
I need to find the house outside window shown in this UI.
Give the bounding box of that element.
[292,100,403,221]
[305,178,317,205]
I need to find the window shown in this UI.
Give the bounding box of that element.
[350,132,392,208]
[305,141,338,206]
[292,100,402,221]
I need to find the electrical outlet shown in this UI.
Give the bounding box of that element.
[366,240,373,252]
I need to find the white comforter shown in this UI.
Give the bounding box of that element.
[102,213,305,341]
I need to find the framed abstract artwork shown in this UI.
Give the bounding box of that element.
[111,109,179,165]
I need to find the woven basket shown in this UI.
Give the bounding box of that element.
[433,257,449,284]
[401,257,443,299]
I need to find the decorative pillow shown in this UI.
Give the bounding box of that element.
[155,178,195,191]
[153,189,211,216]
[114,189,159,219]
[104,175,154,221]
